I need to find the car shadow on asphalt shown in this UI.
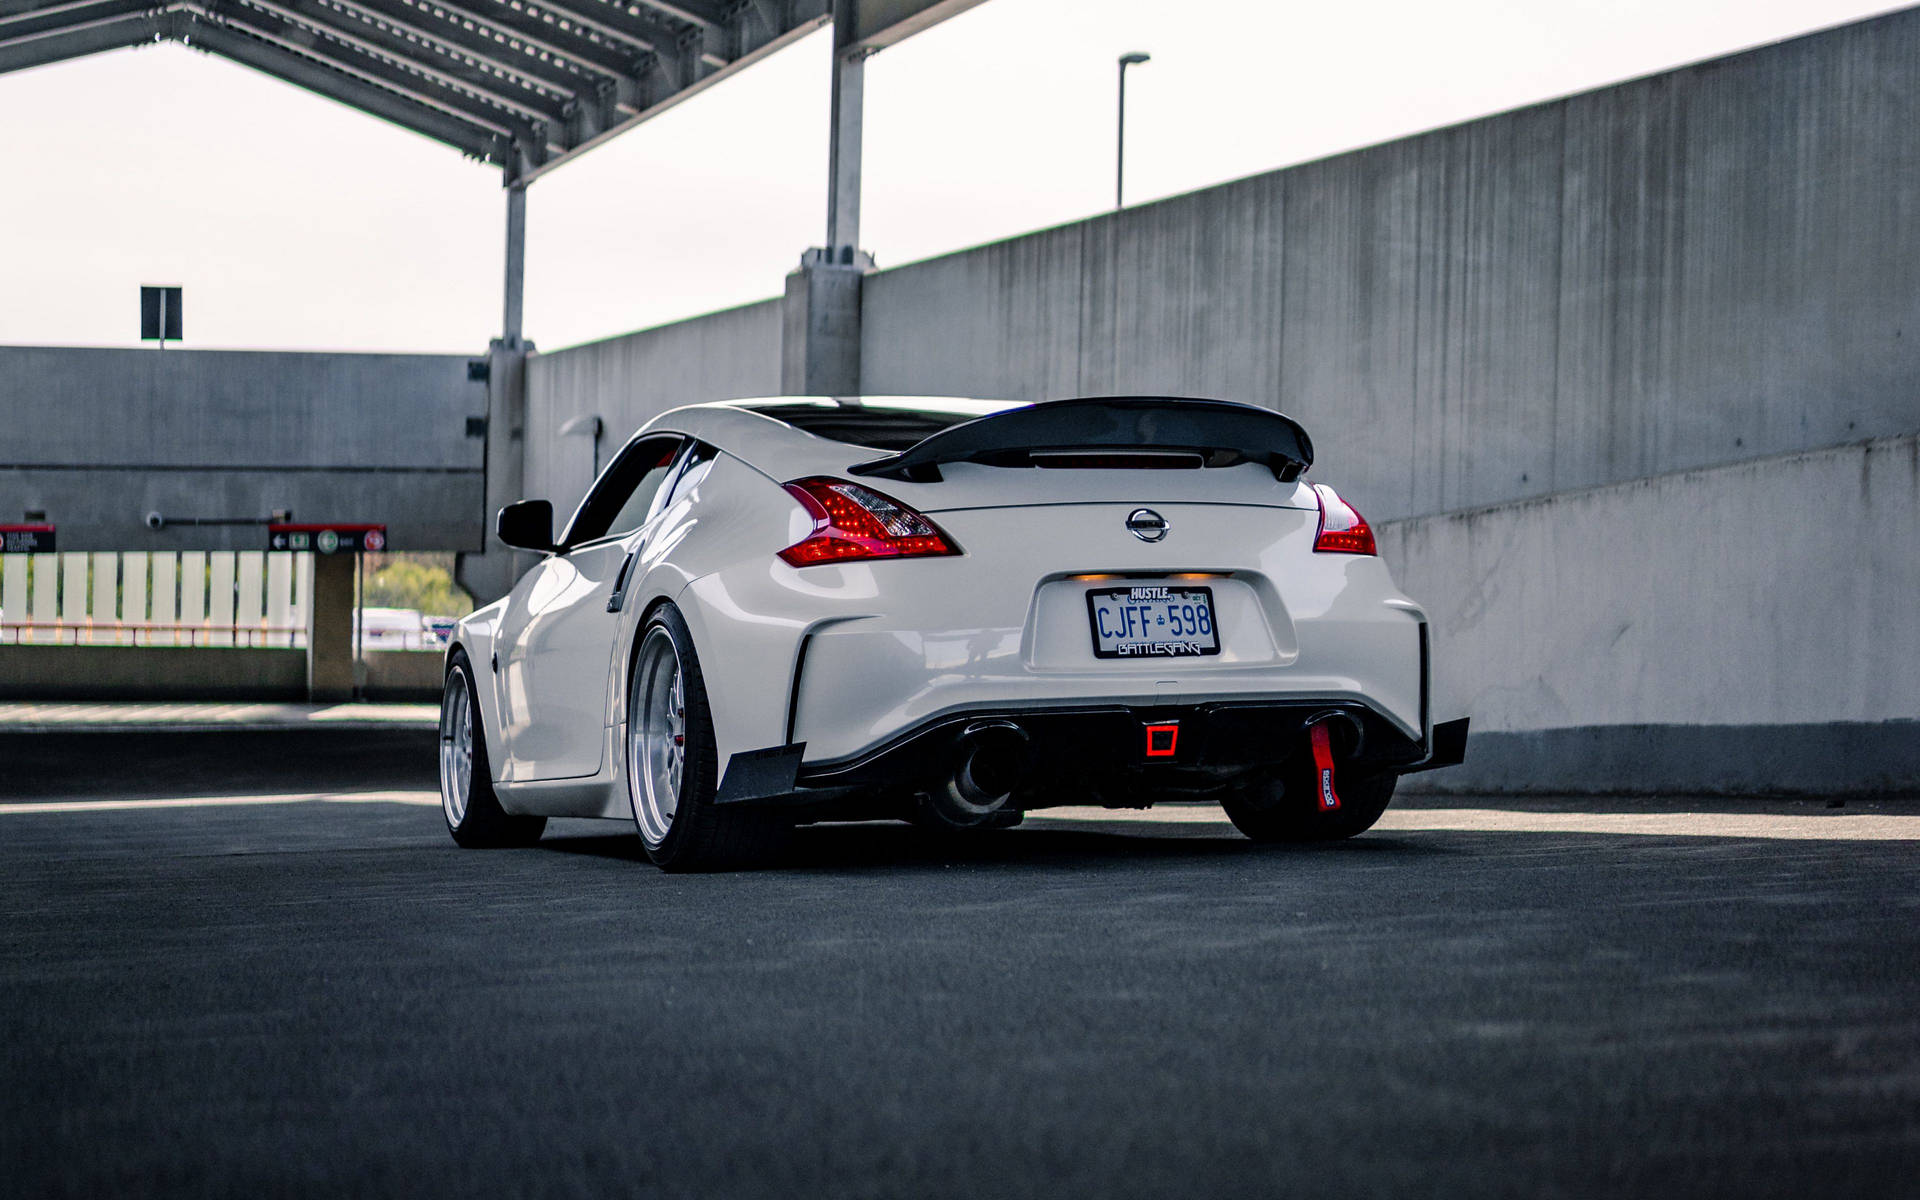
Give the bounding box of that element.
[534,820,1448,872]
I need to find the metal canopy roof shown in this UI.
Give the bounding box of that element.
[0,0,973,179]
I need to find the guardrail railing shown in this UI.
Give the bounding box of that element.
[0,622,308,648]
[1,550,309,648]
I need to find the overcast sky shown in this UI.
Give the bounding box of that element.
[0,0,1903,353]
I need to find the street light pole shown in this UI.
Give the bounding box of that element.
[1116,52,1151,209]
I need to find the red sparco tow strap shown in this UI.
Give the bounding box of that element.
[1310,723,1341,811]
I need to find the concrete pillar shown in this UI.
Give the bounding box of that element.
[783,5,874,397]
[455,338,532,605]
[308,551,355,702]
[782,249,872,396]
[456,168,535,607]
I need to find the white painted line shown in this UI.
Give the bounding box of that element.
[309,704,440,724]
[1027,805,1920,841]
[9,797,1914,841]
[1032,806,1232,825]
[0,791,441,815]
[1380,808,1920,841]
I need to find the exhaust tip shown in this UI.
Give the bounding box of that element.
[932,721,1031,823]
[1304,709,1365,759]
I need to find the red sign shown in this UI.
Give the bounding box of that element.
[268,523,387,554]
[0,524,54,553]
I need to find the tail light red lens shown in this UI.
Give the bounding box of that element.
[778,477,961,566]
[1311,484,1377,555]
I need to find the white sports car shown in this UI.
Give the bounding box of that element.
[438,396,1467,870]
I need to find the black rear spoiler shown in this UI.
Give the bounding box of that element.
[846,396,1314,484]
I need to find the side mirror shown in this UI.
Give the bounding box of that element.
[496,499,555,553]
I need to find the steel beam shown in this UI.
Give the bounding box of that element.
[207,0,565,124]
[0,10,160,72]
[745,0,784,37]
[0,0,983,191]
[259,0,578,122]
[628,0,723,30]
[180,15,511,161]
[0,0,972,183]
[280,0,591,97]
[824,0,861,258]
[427,0,643,76]
[317,0,604,92]
[515,4,822,182]
[494,0,661,52]
[185,2,545,149]
[0,0,150,41]
[840,0,983,52]
[501,179,526,344]
[527,0,723,69]
[0,0,123,18]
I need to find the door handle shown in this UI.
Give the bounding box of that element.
[607,550,641,613]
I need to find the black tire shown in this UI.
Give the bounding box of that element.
[627,603,790,872]
[440,650,547,848]
[1221,758,1397,843]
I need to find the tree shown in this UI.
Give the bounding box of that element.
[362,556,473,617]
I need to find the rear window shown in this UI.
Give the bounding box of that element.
[746,403,979,451]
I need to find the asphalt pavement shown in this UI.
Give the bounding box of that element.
[3,736,1918,1198]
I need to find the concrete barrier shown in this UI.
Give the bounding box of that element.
[0,645,446,703]
[1386,435,1920,794]
[363,650,446,702]
[0,646,306,701]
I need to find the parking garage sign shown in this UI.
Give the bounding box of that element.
[0,524,55,553]
[268,523,387,554]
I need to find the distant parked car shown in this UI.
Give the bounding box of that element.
[356,607,430,650]
[438,396,1468,870]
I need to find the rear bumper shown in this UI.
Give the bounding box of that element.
[679,500,1435,785]
[713,703,1469,807]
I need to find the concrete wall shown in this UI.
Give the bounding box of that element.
[528,7,1920,528]
[2,346,488,551]
[525,298,783,517]
[0,645,442,702]
[861,8,1920,525]
[1385,434,1920,793]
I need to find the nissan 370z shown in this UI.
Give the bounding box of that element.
[438,395,1468,871]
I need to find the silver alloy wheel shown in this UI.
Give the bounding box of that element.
[629,626,687,848]
[440,668,474,827]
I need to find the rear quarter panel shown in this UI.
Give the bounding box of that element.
[621,451,818,773]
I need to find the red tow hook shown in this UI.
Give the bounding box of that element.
[1309,722,1341,811]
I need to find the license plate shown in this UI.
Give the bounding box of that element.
[1085,585,1220,659]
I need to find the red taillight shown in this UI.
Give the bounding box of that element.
[1311,484,1377,555]
[778,477,961,567]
